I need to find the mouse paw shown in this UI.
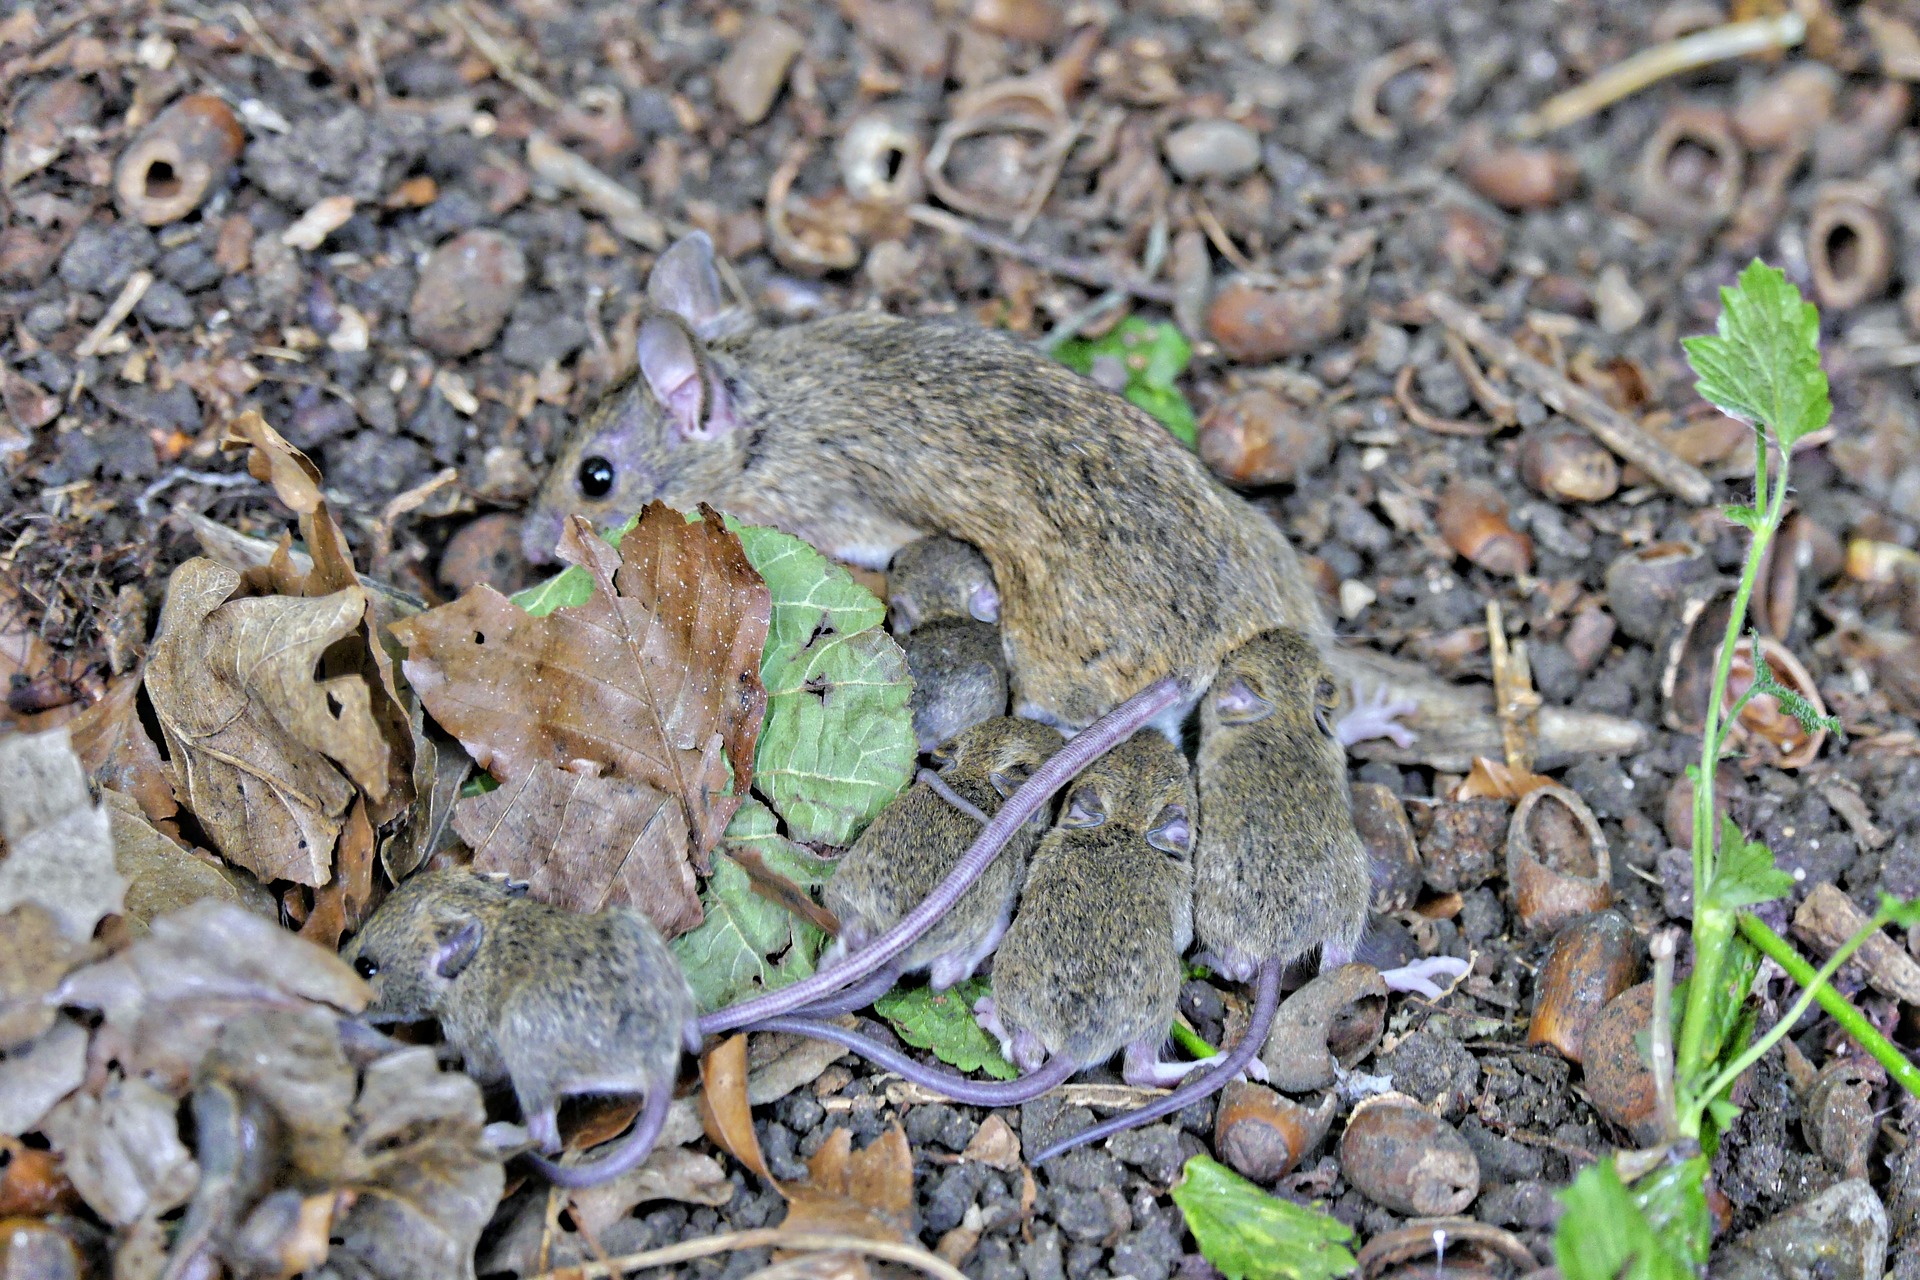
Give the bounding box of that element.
[1336,684,1418,749]
[1377,955,1470,999]
[973,996,1010,1046]
[1242,1057,1270,1085]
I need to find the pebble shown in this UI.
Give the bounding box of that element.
[906,1102,976,1152]
[408,229,527,357]
[58,221,157,297]
[1018,1225,1066,1280]
[924,1163,986,1233]
[1049,1190,1113,1243]
[716,16,804,126]
[135,279,195,328]
[1377,1026,1481,1120]
[1105,1124,1194,1184]
[438,512,532,595]
[1713,1179,1888,1280]
[1164,119,1262,181]
[1206,275,1348,361]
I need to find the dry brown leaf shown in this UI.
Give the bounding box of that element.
[451,761,701,935]
[393,503,769,862]
[569,1147,736,1233]
[960,1115,1022,1171]
[300,794,377,949]
[0,725,126,941]
[69,673,179,830]
[145,557,389,885]
[104,789,274,935]
[1453,756,1555,802]
[699,1033,773,1182]
[40,1076,200,1227]
[782,1123,916,1243]
[0,903,92,1050]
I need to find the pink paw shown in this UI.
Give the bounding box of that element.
[1337,684,1418,749]
[1378,956,1470,999]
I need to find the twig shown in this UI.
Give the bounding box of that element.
[75,271,152,359]
[1484,600,1540,773]
[1649,929,1678,1144]
[1425,291,1714,503]
[520,1229,971,1280]
[1513,12,1806,139]
[1394,362,1496,437]
[908,206,1176,304]
[372,467,459,580]
[444,0,561,110]
[526,132,667,249]
[1039,210,1169,353]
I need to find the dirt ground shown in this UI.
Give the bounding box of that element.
[7,0,1920,1276]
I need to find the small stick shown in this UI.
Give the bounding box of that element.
[1484,600,1540,774]
[527,133,667,250]
[908,205,1177,305]
[1649,929,1678,1145]
[444,0,562,110]
[1425,291,1714,504]
[75,271,152,359]
[519,1228,971,1280]
[1513,12,1805,139]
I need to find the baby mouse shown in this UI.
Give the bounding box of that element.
[820,716,1064,995]
[745,732,1244,1114]
[342,868,699,1188]
[887,536,1001,634]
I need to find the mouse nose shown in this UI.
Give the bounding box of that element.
[520,509,565,565]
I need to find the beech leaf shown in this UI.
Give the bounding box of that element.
[0,725,125,942]
[393,502,769,861]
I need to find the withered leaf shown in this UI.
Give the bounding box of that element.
[40,1076,200,1227]
[0,1016,86,1137]
[69,673,178,829]
[394,502,769,861]
[452,761,701,936]
[0,725,126,941]
[0,903,91,1050]
[104,789,274,936]
[1453,757,1556,802]
[146,557,390,885]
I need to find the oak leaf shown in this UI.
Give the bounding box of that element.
[393,502,769,863]
[146,558,389,885]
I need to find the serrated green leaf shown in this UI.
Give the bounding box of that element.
[670,852,810,1013]
[873,977,1017,1080]
[1723,503,1767,533]
[1169,1156,1356,1280]
[1747,636,1843,737]
[1054,318,1199,446]
[1703,817,1795,911]
[1681,259,1831,448]
[1706,1097,1744,1132]
[1555,1157,1706,1280]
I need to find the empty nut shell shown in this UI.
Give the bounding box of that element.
[1356,1221,1538,1280]
[1635,105,1744,229]
[1806,185,1892,312]
[1579,980,1664,1145]
[1338,1094,1480,1216]
[1258,963,1388,1093]
[1518,420,1620,504]
[114,93,246,226]
[1527,910,1638,1063]
[1506,783,1612,935]
[1661,585,1830,768]
[1214,1080,1335,1182]
[1458,136,1578,211]
[838,114,926,206]
[1662,765,1738,852]
[1802,1057,1883,1180]
[1206,275,1349,361]
[1436,480,1531,577]
[1197,388,1332,488]
[1604,541,1713,644]
[1353,782,1422,913]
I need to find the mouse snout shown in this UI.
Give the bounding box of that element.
[520,507,566,565]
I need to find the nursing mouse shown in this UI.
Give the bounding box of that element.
[342,869,699,1188]
[888,536,1010,750]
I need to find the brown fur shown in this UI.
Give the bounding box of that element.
[530,308,1326,732]
[1192,630,1369,982]
[991,733,1195,1064]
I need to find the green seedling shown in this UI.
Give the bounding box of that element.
[1170,1156,1356,1280]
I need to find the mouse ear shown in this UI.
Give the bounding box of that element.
[988,761,1033,799]
[1146,804,1192,856]
[648,232,737,339]
[639,315,736,442]
[1212,676,1273,725]
[433,918,484,980]
[1060,785,1105,828]
[968,582,1001,624]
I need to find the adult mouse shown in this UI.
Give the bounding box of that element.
[342,869,700,1188]
[819,717,1063,998]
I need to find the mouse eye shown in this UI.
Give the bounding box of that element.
[353,956,379,979]
[1315,677,1338,707]
[577,455,616,499]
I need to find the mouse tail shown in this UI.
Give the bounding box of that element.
[522,1079,673,1189]
[1028,955,1282,1165]
[698,677,1188,1036]
[749,1014,1078,1105]
[787,964,906,1019]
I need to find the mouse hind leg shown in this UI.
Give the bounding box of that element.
[927,897,1016,992]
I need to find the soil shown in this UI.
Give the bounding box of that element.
[5,0,1920,1275]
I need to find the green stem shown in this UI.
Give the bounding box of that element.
[1171,1018,1218,1060]
[1676,459,1790,1094]
[1735,912,1920,1098]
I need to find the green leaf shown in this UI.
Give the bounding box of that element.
[1169,1156,1357,1280]
[1722,503,1766,533]
[731,521,914,845]
[670,851,815,1013]
[1554,1157,1707,1280]
[508,515,642,616]
[1681,259,1831,448]
[1702,818,1795,911]
[1054,318,1199,446]
[1747,634,1843,738]
[1881,894,1920,929]
[512,514,915,848]
[873,977,1017,1080]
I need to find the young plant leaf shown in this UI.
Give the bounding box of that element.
[1747,635,1843,738]
[1702,818,1795,911]
[873,977,1017,1080]
[1881,894,1920,929]
[1054,318,1200,445]
[671,851,818,1013]
[1554,1157,1705,1280]
[1168,1156,1357,1280]
[1681,259,1831,448]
